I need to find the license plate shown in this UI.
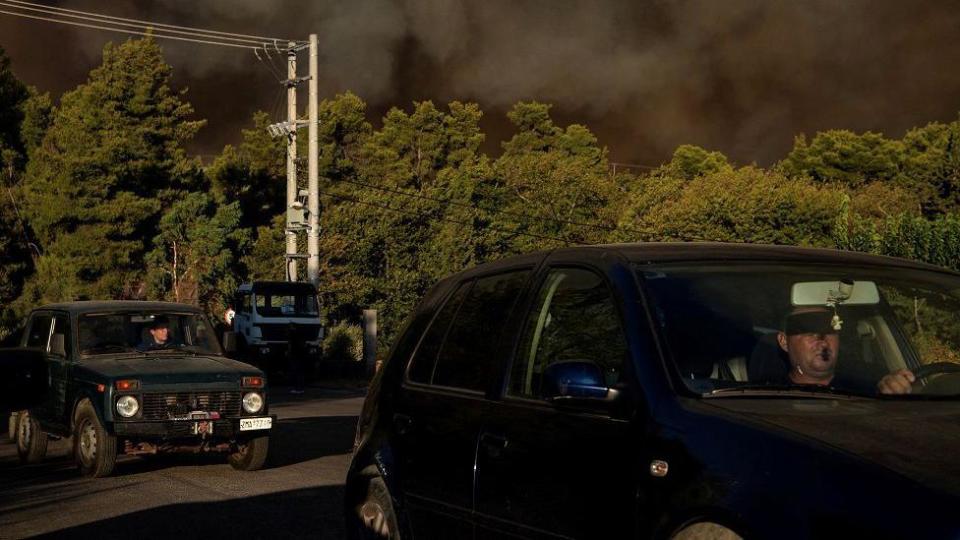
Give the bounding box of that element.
[239,417,272,431]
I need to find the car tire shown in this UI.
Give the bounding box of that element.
[16,411,47,464]
[8,411,21,441]
[228,435,269,471]
[355,476,400,540]
[74,400,118,478]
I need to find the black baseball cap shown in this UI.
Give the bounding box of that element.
[783,310,837,336]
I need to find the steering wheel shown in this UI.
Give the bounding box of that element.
[911,362,960,394]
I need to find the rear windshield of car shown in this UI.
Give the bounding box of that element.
[638,263,960,398]
[78,312,221,356]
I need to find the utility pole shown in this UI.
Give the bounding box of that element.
[285,41,298,282]
[307,33,320,286]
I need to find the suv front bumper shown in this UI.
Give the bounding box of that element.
[113,415,276,439]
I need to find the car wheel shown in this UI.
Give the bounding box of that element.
[672,522,743,540]
[356,476,400,540]
[8,411,21,441]
[16,411,47,464]
[228,435,269,471]
[74,400,118,478]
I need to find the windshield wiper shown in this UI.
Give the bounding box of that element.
[82,344,134,354]
[705,384,867,399]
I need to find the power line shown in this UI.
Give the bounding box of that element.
[2,0,303,44]
[0,8,262,49]
[318,189,579,246]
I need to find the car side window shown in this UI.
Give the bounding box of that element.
[431,271,530,391]
[26,314,52,349]
[408,281,473,384]
[50,314,70,356]
[509,268,628,399]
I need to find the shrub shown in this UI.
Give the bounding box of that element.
[322,322,364,363]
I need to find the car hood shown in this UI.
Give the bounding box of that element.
[79,353,260,384]
[703,397,960,495]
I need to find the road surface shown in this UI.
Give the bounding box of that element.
[0,387,365,539]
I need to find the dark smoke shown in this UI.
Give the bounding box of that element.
[1,0,960,165]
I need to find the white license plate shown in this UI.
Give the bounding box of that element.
[239,417,272,431]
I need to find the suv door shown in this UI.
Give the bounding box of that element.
[23,312,53,423]
[394,269,531,538]
[475,261,640,538]
[46,313,72,431]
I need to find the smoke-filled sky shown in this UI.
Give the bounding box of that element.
[1,0,959,167]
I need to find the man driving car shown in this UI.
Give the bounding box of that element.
[775,307,915,394]
[136,316,177,352]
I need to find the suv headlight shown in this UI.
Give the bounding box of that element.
[242,392,263,414]
[116,395,140,418]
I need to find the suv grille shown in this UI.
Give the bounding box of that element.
[257,323,320,342]
[140,391,241,420]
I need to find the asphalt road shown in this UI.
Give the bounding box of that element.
[0,387,366,540]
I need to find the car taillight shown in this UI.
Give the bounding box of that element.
[242,376,264,388]
[115,379,140,391]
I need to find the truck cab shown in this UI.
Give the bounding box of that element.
[232,281,324,366]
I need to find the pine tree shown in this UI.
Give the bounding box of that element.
[20,38,204,302]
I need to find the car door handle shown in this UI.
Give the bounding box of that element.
[480,432,509,457]
[393,414,413,435]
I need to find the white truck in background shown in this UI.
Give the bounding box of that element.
[231,281,324,368]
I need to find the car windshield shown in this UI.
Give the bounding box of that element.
[255,293,319,317]
[78,312,221,356]
[638,263,960,398]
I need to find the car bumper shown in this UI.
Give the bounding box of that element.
[113,415,275,439]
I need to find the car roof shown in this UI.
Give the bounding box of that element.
[444,242,957,282]
[608,242,956,274]
[35,301,204,314]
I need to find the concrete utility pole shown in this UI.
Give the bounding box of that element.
[285,42,298,282]
[307,33,320,286]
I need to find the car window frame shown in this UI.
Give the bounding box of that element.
[403,266,535,397]
[25,311,54,350]
[49,311,72,360]
[503,262,632,406]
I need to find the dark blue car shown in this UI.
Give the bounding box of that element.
[346,243,960,539]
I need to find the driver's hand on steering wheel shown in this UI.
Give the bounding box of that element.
[877,369,916,395]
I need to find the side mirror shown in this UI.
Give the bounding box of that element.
[223,331,237,354]
[543,360,620,406]
[49,333,66,357]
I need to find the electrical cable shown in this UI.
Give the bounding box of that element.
[0,8,262,49]
[1,0,303,44]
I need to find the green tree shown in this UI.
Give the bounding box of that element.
[20,37,204,302]
[779,130,902,186]
[147,192,245,309]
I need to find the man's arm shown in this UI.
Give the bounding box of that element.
[877,369,915,395]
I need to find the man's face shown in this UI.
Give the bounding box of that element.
[150,325,169,344]
[780,331,839,382]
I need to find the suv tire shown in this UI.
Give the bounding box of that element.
[8,411,21,441]
[74,400,118,478]
[356,476,400,540]
[16,411,47,464]
[228,435,269,471]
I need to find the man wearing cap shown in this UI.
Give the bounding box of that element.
[776,307,914,394]
[137,316,176,352]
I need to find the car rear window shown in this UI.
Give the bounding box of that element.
[408,270,530,391]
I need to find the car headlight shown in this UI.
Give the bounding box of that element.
[242,392,263,414]
[116,395,139,418]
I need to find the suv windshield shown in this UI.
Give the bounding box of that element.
[78,312,221,356]
[639,263,960,398]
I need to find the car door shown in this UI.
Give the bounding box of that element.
[393,269,532,538]
[46,312,73,430]
[23,312,54,422]
[475,261,642,539]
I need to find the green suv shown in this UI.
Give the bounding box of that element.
[12,301,274,477]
